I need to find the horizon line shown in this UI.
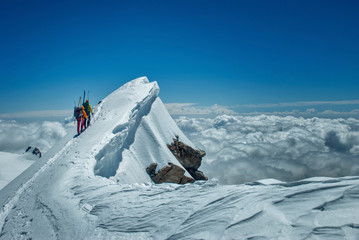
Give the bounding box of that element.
[1,102,359,119]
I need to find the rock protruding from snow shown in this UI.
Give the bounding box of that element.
[25,146,42,158]
[90,77,196,184]
[186,168,208,181]
[146,163,195,184]
[167,137,208,181]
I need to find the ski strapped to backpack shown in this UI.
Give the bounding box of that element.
[73,90,92,123]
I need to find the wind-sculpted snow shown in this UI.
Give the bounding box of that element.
[1,78,359,239]
[91,77,192,183]
[0,120,66,154]
[94,84,159,178]
[64,177,359,240]
[2,173,359,239]
[175,115,359,184]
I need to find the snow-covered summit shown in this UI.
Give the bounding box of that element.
[0,76,199,238]
[1,77,359,239]
[91,76,194,182]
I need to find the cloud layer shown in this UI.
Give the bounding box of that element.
[238,99,359,108]
[175,115,359,184]
[0,120,67,154]
[165,103,237,115]
[0,110,71,119]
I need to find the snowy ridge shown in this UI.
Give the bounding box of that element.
[90,76,193,182]
[0,152,34,190]
[1,77,359,239]
[0,77,195,239]
[0,134,75,236]
[93,78,160,178]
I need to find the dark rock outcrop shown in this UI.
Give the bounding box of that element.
[167,136,208,181]
[187,169,208,181]
[146,136,208,184]
[25,146,42,158]
[146,163,195,184]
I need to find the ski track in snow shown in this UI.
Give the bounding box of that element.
[1,77,359,239]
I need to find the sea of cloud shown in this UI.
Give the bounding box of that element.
[2,115,359,185]
[0,119,67,154]
[175,115,359,184]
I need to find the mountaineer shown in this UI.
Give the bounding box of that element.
[82,100,93,128]
[74,106,87,135]
[81,106,88,132]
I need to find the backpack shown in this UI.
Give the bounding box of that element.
[83,102,90,114]
[75,107,83,119]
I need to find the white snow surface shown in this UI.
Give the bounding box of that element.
[1,77,359,239]
[0,152,34,190]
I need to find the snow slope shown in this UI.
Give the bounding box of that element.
[1,77,359,239]
[0,152,34,190]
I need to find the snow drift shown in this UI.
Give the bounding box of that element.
[1,77,359,240]
[90,77,194,182]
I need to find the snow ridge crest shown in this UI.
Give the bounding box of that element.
[94,82,160,178]
[90,77,194,184]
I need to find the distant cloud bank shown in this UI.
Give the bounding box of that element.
[1,99,359,119]
[165,100,359,118]
[0,110,72,119]
[238,99,359,108]
[165,103,236,115]
[241,108,359,118]
[176,115,359,184]
[0,120,67,154]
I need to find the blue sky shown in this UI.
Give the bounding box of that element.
[1,0,358,118]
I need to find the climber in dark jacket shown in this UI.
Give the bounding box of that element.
[74,106,85,135]
[82,100,93,128]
